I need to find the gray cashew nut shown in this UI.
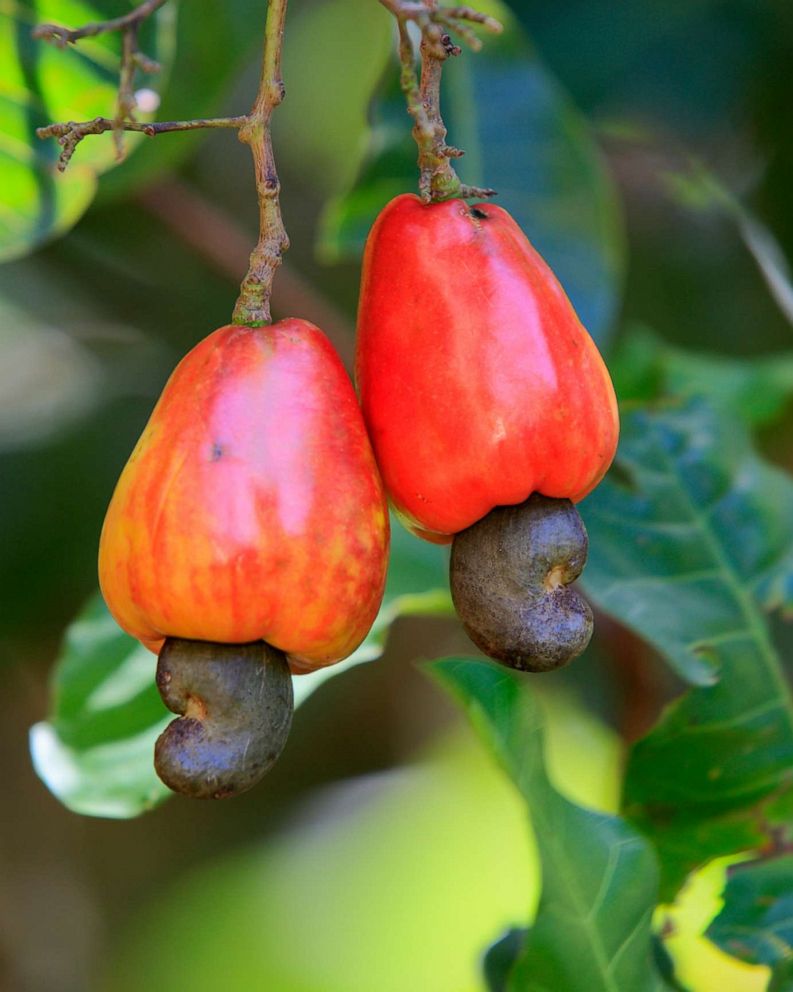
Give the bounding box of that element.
[450,494,593,672]
[154,637,293,799]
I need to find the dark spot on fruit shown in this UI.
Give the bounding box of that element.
[211,443,224,461]
[469,207,489,220]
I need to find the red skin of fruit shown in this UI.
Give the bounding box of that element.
[355,194,619,543]
[99,320,389,674]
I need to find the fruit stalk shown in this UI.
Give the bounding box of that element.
[381,0,501,201]
[232,0,291,325]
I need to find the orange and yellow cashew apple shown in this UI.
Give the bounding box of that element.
[99,320,389,797]
[355,194,618,671]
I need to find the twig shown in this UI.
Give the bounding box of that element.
[231,0,290,325]
[33,0,166,163]
[114,23,140,158]
[37,117,247,173]
[34,0,292,328]
[32,0,167,46]
[379,0,501,202]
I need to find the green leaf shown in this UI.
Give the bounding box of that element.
[0,0,175,259]
[318,0,624,345]
[29,594,172,818]
[613,326,793,428]
[770,960,793,992]
[706,856,793,985]
[583,400,793,681]
[483,927,528,992]
[581,401,793,898]
[30,520,452,818]
[430,657,664,992]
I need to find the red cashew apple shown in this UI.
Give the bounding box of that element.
[355,193,618,542]
[355,194,618,672]
[99,320,389,797]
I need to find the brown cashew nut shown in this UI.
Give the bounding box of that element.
[154,638,293,799]
[450,494,593,672]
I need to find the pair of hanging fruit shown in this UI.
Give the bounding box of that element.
[98,1,618,801]
[99,198,618,799]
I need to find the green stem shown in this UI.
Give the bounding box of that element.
[232,0,290,326]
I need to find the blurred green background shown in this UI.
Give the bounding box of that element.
[1,0,792,989]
